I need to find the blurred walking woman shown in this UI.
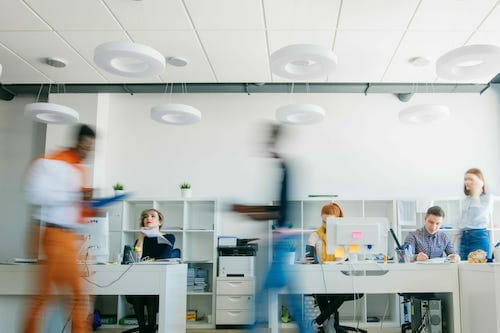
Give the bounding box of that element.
[459,168,493,259]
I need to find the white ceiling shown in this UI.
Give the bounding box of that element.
[0,0,499,85]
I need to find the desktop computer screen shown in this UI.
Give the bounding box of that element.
[77,213,109,263]
[326,217,389,259]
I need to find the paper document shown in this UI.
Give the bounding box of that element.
[141,229,173,246]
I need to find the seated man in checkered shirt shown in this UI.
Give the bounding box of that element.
[404,206,460,262]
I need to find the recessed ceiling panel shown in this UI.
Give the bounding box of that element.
[331,30,404,82]
[24,0,121,30]
[409,0,497,31]
[0,43,49,83]
[264,0,341,30]
[103,0,192,30]
[185,0,264,29]
[0,0,50,31]
[383,31,470,83]
[0,31,106,83]
[198,30,270,82]
[479,4,500,31]
[339,0,419,30]
[129,30,216,83]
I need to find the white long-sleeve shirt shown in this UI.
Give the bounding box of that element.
[25,157,83,227]
[460,193,493,229]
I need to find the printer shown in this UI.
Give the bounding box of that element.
[218,238,258,277]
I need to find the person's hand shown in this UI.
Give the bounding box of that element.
[470,179,483,197]
[448,253,460,263]
[301,256,315,264]
[416,251,429,261]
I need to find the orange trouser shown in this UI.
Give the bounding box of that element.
[23,226,90,333]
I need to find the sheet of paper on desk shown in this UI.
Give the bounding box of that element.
[416,257,449,264]
[140,229,173,246]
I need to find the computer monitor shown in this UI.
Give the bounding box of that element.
[77,213,109,263]
[326,217,389,259]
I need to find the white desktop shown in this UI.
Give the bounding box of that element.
[76,214,110,263]
[326,217,389,260]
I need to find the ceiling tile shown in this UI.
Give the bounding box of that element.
[185,0,264,30]
[129,30,216,83]
[409,0,498,31]
[59,30,160,83]
[0,0,50,31]
[197,30,270,82]
[23,0,121,30]
[103,0,192,30]
[0,42,49,83]
[339,0,419,30]
[0,31,106,83]
[479,3,500,31]
[330,30,404,82]
[267,30,335,53]
[383,31,470,82]
[468,30,500,46]
[264,0,341,30]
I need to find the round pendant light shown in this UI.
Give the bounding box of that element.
[398,104,450,124]
[151,103,201,125]
[276,104,325,125]
[94,41,166,78]
[436,44,500,81]
[270,44,337,80]
[24,102,79,124]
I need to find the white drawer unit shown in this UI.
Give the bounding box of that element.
[217,295,254,309]
[216,277,255,326]
[216,278,255,295]
[216,309,255,325]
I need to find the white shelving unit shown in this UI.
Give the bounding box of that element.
[98,198,218,330]
[276,198,399,330]
[397,196,500,255]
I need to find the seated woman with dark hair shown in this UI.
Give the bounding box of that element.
[125,208,173,333]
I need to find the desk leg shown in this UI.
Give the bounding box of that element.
[269,291,279,333]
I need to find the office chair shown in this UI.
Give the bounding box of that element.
[122,234,180,333]
[331,294,367,333]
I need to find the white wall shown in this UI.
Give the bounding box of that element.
[1,87,499,259]
[101,88,500,205]
[0,95,45,260]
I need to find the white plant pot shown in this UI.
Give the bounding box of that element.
[181,188,192,198]
[114,190,125,196]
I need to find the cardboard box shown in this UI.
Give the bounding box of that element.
[186,309,197,321]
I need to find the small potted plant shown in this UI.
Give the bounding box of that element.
[179,182,192,198]
[112,182,125,196]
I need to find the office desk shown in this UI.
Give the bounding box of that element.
[459,263,500,333]
[0,263,187,333]
[269,262,461,332]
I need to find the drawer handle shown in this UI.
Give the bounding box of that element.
[228,311,242,316]
[228,282,242,286]
[228,296,242,301]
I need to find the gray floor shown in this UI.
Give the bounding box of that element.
[97,328,400,333]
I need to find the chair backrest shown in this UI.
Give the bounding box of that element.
[171,248,181,258]
[164,234,181,259]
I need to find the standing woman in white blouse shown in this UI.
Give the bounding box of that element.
[459,168,493,260]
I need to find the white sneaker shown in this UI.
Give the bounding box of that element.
[323,317,336,333]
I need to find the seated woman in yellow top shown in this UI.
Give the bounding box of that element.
[307,203,364,333]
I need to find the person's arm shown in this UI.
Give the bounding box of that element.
[232,204,279,221]
[404,231,428,261]
[134,232,145,259]
[442,233,460,262]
